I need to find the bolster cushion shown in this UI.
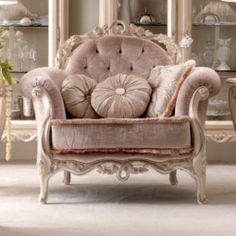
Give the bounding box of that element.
[61,74,97,118]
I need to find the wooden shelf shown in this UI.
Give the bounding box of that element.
[132,22,167,26]
[193,22,236,27]
[0,24,48,28]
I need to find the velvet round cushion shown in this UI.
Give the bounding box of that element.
[61,74,97,118]
[91,74,152,118]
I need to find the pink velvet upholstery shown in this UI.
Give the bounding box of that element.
[51,117,192,154]
[20,34,221,157]
[65,36,173,82]
[175,67,221,125]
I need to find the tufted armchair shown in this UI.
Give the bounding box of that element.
[20,22,220,204]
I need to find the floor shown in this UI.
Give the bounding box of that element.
[1,162,236,236]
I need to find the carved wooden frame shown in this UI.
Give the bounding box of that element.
[32,85,209,205]
[32,22,208,204]
[227,79,236,132]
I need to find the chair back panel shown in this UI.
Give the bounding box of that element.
[65,35,173,82]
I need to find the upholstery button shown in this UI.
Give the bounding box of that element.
[107,66,110,70]
[96,49,99,53]
[84,65,87,69]
[119,49,122,54]
[115,88,125,95]
[130,66,133,71]
[142,48,145,53]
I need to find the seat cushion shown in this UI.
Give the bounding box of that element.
[91,74,152,118]
[50,117,192,156]
[146,60,195,117]
[61,74,97,118]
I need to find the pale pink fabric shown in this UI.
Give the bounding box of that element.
[62,74,97,118]
[91,74,152,118]
[20,67,68,132]
[175,67,221,125]
[20,35,221,147]
[53,153,193,162]
[65,35,173,82]
[146,60,195,117]
[51,117,192,151]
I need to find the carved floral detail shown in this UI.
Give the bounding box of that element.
[52,160,85,173]
[51,159,194,182]
[1,132,37,142]
[37,159,50,177]
[205,134,236,143]
[57,21,180,69]
[97,163,149,181]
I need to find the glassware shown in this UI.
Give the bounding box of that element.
[216,38,232,71]
[203,39,214,67]
[29,47,38,70]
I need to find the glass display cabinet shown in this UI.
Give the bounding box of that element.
[1,0,236,148]
[0,0,68,142]
[100,0,236,142]
[191,0,236,142]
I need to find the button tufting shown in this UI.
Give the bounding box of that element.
[142,48,145,53]
[96,49,99,53]
[130,66,133,71]
[119,49,122,54]
[115,88,126,95]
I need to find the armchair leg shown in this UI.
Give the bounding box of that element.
[37,158,51,204]
[169,171,178,185]
[193,149,207,205]
[63,171,71,185]
[39,174,50,204]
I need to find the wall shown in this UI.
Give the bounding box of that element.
[0,142,37,163]
[69,0,99,36]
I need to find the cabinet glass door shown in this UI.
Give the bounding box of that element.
[0,0,48,73]
[0,0,68,121]
[0,0,50,120]
[117,0,168,34]
[192,0,236,120]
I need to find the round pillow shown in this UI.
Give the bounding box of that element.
[91,74,152,118]
[61,74,97,118]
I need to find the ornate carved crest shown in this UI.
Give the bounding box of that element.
[57,21,181,69]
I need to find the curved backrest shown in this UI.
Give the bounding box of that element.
[65,35,173,82]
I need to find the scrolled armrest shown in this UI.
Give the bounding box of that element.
[175,67,221,125]
[20,67,69,121]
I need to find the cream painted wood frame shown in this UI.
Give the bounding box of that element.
[99,0,118,26]
[48,0,69,67]
[33,84,208,205]
[177,0,192,62]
